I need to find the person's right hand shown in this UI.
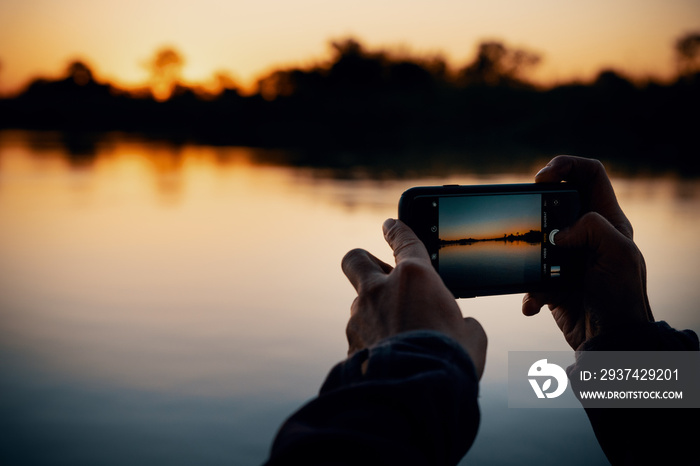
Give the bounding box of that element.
[342,218,487,378]
[522,156,654,350]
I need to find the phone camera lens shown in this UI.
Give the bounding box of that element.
[553,199,560,206]
[431,226,437,233]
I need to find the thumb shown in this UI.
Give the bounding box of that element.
[553,211,625,253]
[382,218,431,264]
[555,211,652,322]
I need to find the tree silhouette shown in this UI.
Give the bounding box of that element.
[257,69,303,100]
[0,34,698,173]
[145,46,185,101]
[458,41,540,87]
[214,71,237,92]
[676,32,700,76]
[326,38,385,92]
[66,60,95,86]
[592,69,634,91]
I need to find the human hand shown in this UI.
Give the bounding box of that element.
[522,155,654,350]
[342,218,487,378]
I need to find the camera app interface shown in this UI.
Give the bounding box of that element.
[438,194,542,291]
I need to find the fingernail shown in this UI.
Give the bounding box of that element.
[535,166,549,178]
[382,218,396,235]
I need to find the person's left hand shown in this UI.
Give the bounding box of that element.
[342,218,487,379]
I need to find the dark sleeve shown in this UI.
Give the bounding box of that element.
[264,331,480,466]
[568,321,700,466]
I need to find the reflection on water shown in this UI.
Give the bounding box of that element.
[1,131,699,466]
[440,241,540,290]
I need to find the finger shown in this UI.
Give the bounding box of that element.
[555,211,653,324]
[341,248,392,293]
[554,211,629,253]
[522,292,546,316]
[535,155,632,239]
[535,154,607,186]
[382,218,431,264]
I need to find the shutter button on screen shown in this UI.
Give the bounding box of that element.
[549,229,559,245]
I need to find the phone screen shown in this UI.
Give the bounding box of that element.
[438,193,545,292]
[399,185,580,297]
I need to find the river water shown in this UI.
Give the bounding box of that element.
[440,241,541,291]
[1,131,698,465]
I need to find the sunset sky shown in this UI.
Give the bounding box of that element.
[1,0,699,95]
[439,194,541,242]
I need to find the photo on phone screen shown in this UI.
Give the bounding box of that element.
[438,194,542,293]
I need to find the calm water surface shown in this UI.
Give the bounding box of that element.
[440,241,541,290]
[1,131,698,465]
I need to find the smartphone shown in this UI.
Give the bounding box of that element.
[398,183,581,298]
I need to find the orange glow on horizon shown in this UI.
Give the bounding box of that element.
[0,0,699,96]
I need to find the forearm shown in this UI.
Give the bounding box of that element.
[265,331,481,466]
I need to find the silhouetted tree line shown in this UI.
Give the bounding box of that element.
[1,35,699,172]
[440,229,542,246]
